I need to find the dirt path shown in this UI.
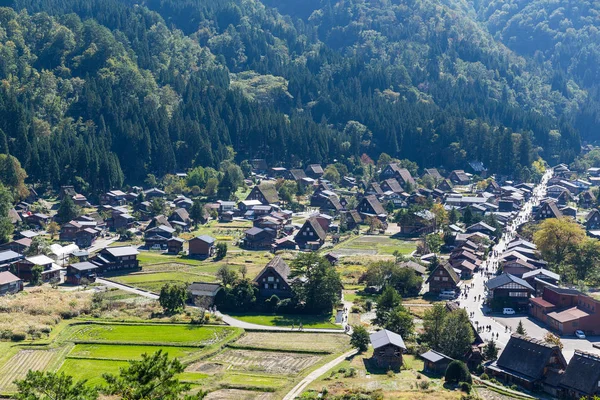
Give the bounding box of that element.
[282,349,358,400]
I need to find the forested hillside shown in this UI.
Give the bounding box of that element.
[0,0,596,193]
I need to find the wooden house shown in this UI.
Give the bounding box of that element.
[370,329,406,370]
[380,178,404,194]
[16,255,61,282]
[246,184,280,205]
[420,350,454,374]
[426,263,460,294]
[253,256,293,299]
[579,190,596,209]
[188,282,223,306]
[437,179,453,192]
[586,209,600,230]
[485,273,533,311]
[144,225,175,249]
[380,164,415,188]
[0,271,22,296]
[167,237,185,254]
[241,227,276,250]
[93,247,140,272]
[65,261,98,285]
[559,350,600,399]
[423,168,443,182]
[356,195,387,220]
[189,235,216,258]
[486,334,567,393]
[535,200,562,220]
[448,170,470,185]
[305,164,324,178]
[294,217,327,250]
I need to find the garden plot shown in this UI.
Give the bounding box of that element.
[234,332,350,353]
[68,344,203,361]
[0,349,59,391]
[333,235,416,256]
[211,349,321,375]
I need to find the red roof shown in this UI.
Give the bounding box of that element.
[530,297,555,308]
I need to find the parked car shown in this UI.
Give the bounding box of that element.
[575,330,586,339]
[503,308,515,315]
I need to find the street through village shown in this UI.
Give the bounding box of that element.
[459,169,552,349]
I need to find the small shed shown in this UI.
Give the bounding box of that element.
[420,349,454,374]
[370,329,406,370]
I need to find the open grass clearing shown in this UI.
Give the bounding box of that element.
[58,358,129,386]
[68,344,203,361]
[111,271,216,292]
[234,332,350,353]
[333,235,417,256]
[229,313,339,329]
[211,349,322,375]
[65,323,239,346]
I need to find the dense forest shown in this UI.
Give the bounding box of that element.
[0,0,596,194]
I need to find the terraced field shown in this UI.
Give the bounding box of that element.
[234,332,350,353]
[65,323,238,345]
[0,349,64,392]
[68,344,203,361]
[211,349,322,375]
[111,271,216,293]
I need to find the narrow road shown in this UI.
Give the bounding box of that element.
[282,349,358,400]
[96,277,158,299]
[458,169,553,348]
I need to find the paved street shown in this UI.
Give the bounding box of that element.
[458,170,555,350]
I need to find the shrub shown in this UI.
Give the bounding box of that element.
[459,382,472,393]
[445,360,472,384]
[11,331,26,341]
[365,300,373,311]
[350,325,370,352]
[490,378,499,384]
[386,370,395,377]
[510,384,519,391]
[344,367,357,378]
[480,373,489,380]
[338,367,347,374]
[351,305,362,313]
[419,380,430,390]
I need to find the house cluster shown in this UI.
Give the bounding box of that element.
[487,334,600,399]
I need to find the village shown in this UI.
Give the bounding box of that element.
[1,156,600,400]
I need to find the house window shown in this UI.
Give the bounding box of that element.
[309,231,313,236]
[274,284,277,289]
[442,277,448,281]
[434,277,440,281]
[509,292,527,297]
[264,284,269,289]
[268,276,274,282]
[303,231,307,236]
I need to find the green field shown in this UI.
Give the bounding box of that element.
[220,372,289,389]
[333,235,417,255]
[229,313,340,329]
[68,344,203,361]
[111,271,216,292]
[59,358,129,386]
[66,324,238,345]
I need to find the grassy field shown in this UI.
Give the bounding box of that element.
[111,271,216,292]
[305,352,461,399]
[219,372,290,389]
[234,332,350,353]
[68,344,203,361]
[59,358,130,386]
[333,235,417,256]
[65,323,238,345]
[229,313,340,329]
[0,348,68,392]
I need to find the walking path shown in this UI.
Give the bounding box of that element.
[96,278,159,299]
[282,349,358,400]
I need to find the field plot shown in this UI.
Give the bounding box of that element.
[219,372,290,389]
[206,389,275,400]
[69,344,203,361]
[211,349,322,375]
[332,235,416,256]
[111,271,216,293]
[66,323,238,346]
[234,332,350,353]
[0,349,61,391]
[229,313,339,329]
[59,358,129,386]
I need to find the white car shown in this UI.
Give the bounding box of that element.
[503,308,515,315]
[575,330,586,339]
